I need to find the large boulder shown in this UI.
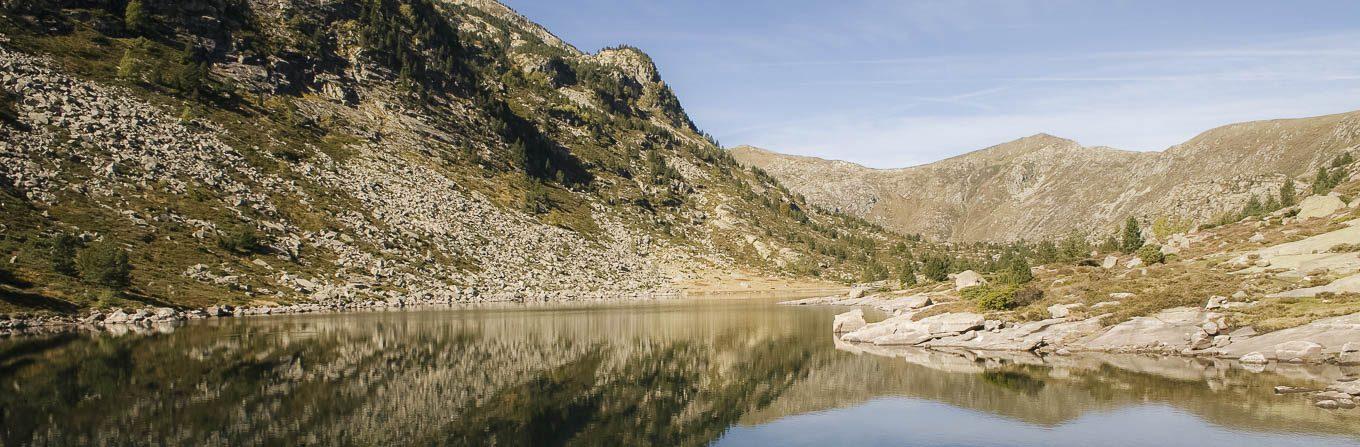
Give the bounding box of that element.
[832,309,867,333]
[841,312,984,346]
[1273,340,1325,363]
[920,312,985,334]
[1101,255,1118,269]
[1297,195,1346,220]
[953,270,985,290]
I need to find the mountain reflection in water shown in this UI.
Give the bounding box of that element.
[1,298,1357,446]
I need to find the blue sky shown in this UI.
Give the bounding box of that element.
[502,0,1360,168]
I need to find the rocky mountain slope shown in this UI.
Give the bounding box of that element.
[732,112,1360,241]
[0,0,905,314]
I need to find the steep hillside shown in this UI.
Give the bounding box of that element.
[0,0,908,314]
[732,112,1360,241]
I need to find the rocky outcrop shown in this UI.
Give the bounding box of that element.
[832,309,866,333]
[1297,195,1347,220]
[1079,308,1227,353]
[1217,313,1360,363]
[953,270,984,290]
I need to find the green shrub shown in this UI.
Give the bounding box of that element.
[922,255,950,282]
[964,284,1045,311]
[49,233,81,276]
[1121,216,1144,253]
[964,284,1014,311]
[898,261,917,287]
[1137,244,1166,265]
[76,241,131,288]
[125,0,150,34]
[217,226,263,254]
[996,255,1033,285]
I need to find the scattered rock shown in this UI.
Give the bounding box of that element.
[833,309,867,333]
[954,270,985,291]
[1273,340,1325,363]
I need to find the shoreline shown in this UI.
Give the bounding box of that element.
[0,289,687,337]
[0,286,848,337]
[792,294,1360,367]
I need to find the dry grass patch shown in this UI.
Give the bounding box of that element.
[1232,293,1360,332]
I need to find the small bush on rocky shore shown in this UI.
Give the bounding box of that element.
[966,284,1044,311]
[76,241,131,288]
[217,226,263,255]
[1137,244,1166,265]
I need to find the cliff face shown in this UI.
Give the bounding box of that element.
[0,0,898,311]
[732,112,1360,241]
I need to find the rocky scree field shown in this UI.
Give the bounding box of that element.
[0,0,915,323]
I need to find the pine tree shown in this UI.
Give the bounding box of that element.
[1279,178,1296,207]
[116,49,138,80]
[898,261,917,287]
[922,255,949,282]
[1000,255,1033,285]
[1242,195,1263,217]
[125,0,149,34]
[1314,167,1332,195]
[1332,152,1355,168]
[1059,231,1089,261]
[1121,217,1144,253]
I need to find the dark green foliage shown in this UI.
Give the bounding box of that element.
[217,226,263,255]
[49,233,81,276]
[860,261,888,282]
[172,44,210,97]
[124,0,149,34]
[898,261,917,287]
[1241,194,1264,217]
[498,104,592,188]
[1034,240,1058,265]
[965,284,1013,311]
[116,48,139,80]
[0,89,21,128]
[996,254,1033,285]
[1121,217,1143,253]
[523,180,552,214]
[1332,152,1355,168]
[1312,157,1350,195]
[1059,231,1090,261]
[965,283,1044,311]
[645,151,681,185]
[1280,178,1297,207]
[922,255,950,282]
[76,241,131,288]
[357,0,469,93]
[1137,244,1166,265]
[1097,235,1120,253]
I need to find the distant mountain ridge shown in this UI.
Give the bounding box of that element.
[731,110,1360,241]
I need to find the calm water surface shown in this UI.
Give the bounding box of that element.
[2,297,1358,446]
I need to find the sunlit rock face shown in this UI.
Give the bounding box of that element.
[731,114,1360,242]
